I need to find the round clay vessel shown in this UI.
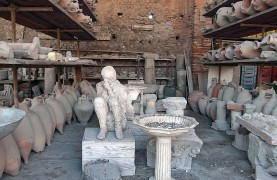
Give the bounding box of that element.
[55,92,73,125]
[207,50,217,61]
[222,86,236,102]
[263,0,277,7]
[232,86,243,102]
[206,100,213,119]
[210,98,218,121]
[188,91,205,113]
[241,0,258,16]
[198,95,209,116]
[74,95,94,125]
[217,85,228,101]
[235,89,252,104]
[252,90,268,113]
[215,48,227,61]
[252,0,269,11]
[240,41,261,59]
[231,1,247,19]
[207,78,217,98]
[233,44,243,59]
[267,33,277,51]
[212,83,223,98]
[224,45,235,60]
[215,7,234,27]
[63,90,75,108]
[0,143,5,177]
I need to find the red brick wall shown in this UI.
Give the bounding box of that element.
[191,0,212,89]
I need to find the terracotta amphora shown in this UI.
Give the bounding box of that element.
[241,0,258,16]
[267,33,277,51]
[74,95,94,125]
[12,114,33,165]
[252,0,270,11]
[188,91,205,113]
[225,45,235,60]
[231,1,247,20]
[235,89,252,104]
[198,95,209,116]
[239,41,261,59]
[252,90,268,113]
[207,78,217,98]
[1,135,20,176]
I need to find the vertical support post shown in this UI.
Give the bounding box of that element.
[28,68,31,97]
[12,67,19,108]
[77,40,80,58]
[57,28,61,85]
[11,4,16,43]
[73,67,82,83]
[259,64,264,86]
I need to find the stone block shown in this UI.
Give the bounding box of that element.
[147,129,203,171]
[248,133,277,170]
[127,121,147,150]
[82,128,135,176]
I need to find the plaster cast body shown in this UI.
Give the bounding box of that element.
[94,66,128,140]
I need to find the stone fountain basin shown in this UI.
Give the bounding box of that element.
[134,114,199,137]
[0,107,26,140]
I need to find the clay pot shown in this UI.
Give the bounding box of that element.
[188,91,205,113]
[254,36,275,51]
[206,100,213,119]
[263,92,276,115]
[212,84,222,98]
[215,48,225,61]
[218,85,228,100]
[198,95,209,116]
[72,81,81,98]
[207,78,217,98]
[232,86,243,102]
[207,50,217,61]
[63,90,75,108]
[74,95,93,125]
[215,7,235,27]
[58,0,80,12]
[11,115,33,165]
[0,143,4,177]
[45,96,67,134]
[216,101,227,121]
[80,80,97,99]
[43,98,57,137]
[231,1,248,19]
[235,89,252,104]
[252,90,268,113]
[252,0,269,11]
[224,45,235,60]
[30,97,53,146]
[222,86,236,102]
[241,0,258,16]
[233,44,244,59]
[210,98,218,121]
[267,33,277,51]
[1,135,20,176]
[55,91,73,125]
[239,41,261,59]
[263,0,277,7]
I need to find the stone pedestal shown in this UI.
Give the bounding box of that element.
[248,133,277,171]
[82,128,135,176]
[232,127,249,151]
[211,101,230,131]
[147,129,203,171]
[162,97,187,116]
[127,121,147,150]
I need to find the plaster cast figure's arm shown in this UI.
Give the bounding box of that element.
[96,82,109,101]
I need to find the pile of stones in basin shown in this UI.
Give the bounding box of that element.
[0,79,97,177]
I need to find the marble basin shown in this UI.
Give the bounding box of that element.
[0,107,26,140]
[134,114,199,137]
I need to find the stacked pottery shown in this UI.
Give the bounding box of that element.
[217,85,228,100]
[41,96,57,136]
[252,0,270,11]
[239,41,261,59]
[198,95,209,116]
[188,91,205,113]
[63,89,76,108]
[263,92,276,115]
[252,90,268,113]
[225,45,235,60]
[215,7,237,27]
[254,34,275,51]
[233,44,244,59]
[263,0,277,7]
[215,48,227,61]
[207,78,217,98]
[231,1,247,20]
[267,33,277,51]
[30,97,53,146]
[241,0,257,16]
[207,50,217,61]
[74,95,94,125]
[222,86,236,102]
[235,89,252,104]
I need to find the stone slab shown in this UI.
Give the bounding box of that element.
[82,128,135,176]
[236,116,277,145]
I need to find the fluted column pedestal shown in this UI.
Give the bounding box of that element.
[149,136,175,180]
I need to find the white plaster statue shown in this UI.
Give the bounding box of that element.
[94,66,128,140]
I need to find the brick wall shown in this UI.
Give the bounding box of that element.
[191,0,212,89]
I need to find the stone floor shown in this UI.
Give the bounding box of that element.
[2,110,254,180]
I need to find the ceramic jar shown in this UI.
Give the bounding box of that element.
[207,50,217,61]
[206,100,213,119]
[254,34,275,51]
[215,7,235,27]
[63,90,75,108]
[263,92,276,115]
[239,41,261,59]
[217,85,228,100]
[225,45,235,60]
[252,0,270,11]
[222,86,236,102]
[210,98,218,121]
[267,33,277,51]
[74,95,93,125]
[233,44,244,59]
[212,84,222,98]
[263,0,277,7]
[252,90,268,113]
[235,89,252,104]
[188,91,205,113]
[231,1,247,20]
[207,78,217,98]
[45,96,66,134]
[55,91,73,125]
[11,114,33,165]
[198,95,209,116]
[215,48,227,61]
[241,0,257,16]
[30,97,53,146]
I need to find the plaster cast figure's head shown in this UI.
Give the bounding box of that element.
[101,66,117,82]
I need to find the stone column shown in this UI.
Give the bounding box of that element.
[44,68,56,94]
[152,136,172,180]
[231,110,242,131]
[244,104,256,115]
[143,52,159,84]
[211,101,230,131]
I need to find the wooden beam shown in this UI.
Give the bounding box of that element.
[10,3,16,43]
[73,67,82,83]
[241,23,277,28]
[12,67,19,108]
[0,6,53,12]
[36,29,83,33]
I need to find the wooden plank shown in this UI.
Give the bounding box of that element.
[73,67,82,83]
[184,50,193,93]
[202,57,277,66]
[12,67,19,108]
[236,116,277,145]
